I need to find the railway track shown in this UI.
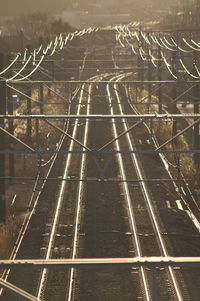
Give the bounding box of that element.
[1,71,113,301]
[107,72,186,301]
[37,74,109,301]
[1,27,200,301]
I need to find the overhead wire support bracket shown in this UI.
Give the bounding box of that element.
[0,126,35,153]
[0,257,200,269]
[9,80,200,85]
[2,114,200,120]
[43,120,92,152]
[0,279,40,301]
[156,118,200,151]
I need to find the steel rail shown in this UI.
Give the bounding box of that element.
[36,73,106,300]
[114,73,184,301]
[0,44,90,300]
[0,119,71,299]
[36,82,88,300]
[0,86,73,298]
[67,72,114,301]
[126,76,200,239]
[107,74,151,301]
[66,81,91,301]
[0,39,86,294]
[1,25,200,300]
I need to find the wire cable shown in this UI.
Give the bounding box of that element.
[182,38,200,51]
[159,37,176,51]
[163,36,176,47]
[0,53,21,75]
[13,54,45,81]
[191,39,200,49]
[170,37,192,53]
[180,59,200,79]
[7,54,32,81]
[161,51,178,79]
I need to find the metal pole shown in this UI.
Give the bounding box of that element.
[52,60,55,81]
[137,42,142,98]
[7,55,15,180]
[26,87,32,142]
[0,279,39,301]
[148,43,152,113]
[36,119,39,149]
[0,74,6,223]
[40,84,44,115]
[158,46,162,114]
[138,31,144,96]
[193,82,199,164]
[172,51,178,137]
[193,51,199,164]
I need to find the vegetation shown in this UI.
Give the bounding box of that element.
[160,0,200,29]
[0,12,72,53]
[51,19,72,35]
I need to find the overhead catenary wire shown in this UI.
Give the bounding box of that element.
[163,36,175,48]
[170,37,192,53]
[180,58,200,79]
[7,54,33,81]
[0,54,21,76]
[191,39,200,49]
[0,27,200,299]
[13,55,45,82]
[161,51,178,79]
[3,24,200,82]
[159,37,176,51]
[1,26,89,81]
[182,38,200,51]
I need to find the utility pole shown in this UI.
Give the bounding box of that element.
[0,53,6,223]
[171,49,180,183]
[157,45,162,114]
[26,45,32,142]
[7,55,15,180]
[193,82,199,164]
[171,51,178,134]
[40,84,44,115]
[147,39,152,113]
[193,53,199,164]
[27,87,32,142]
[137,28,143,98]
[139,30,144,95]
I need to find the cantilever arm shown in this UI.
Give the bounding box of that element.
[0,279,39,301]
[44,119,92,152]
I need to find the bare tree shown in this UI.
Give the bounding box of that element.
[6,12,51,47]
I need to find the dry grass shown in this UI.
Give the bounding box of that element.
[0,217,19,259]
[129,86,197,180]
[13,85,65,141]
[1,84,68,261]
